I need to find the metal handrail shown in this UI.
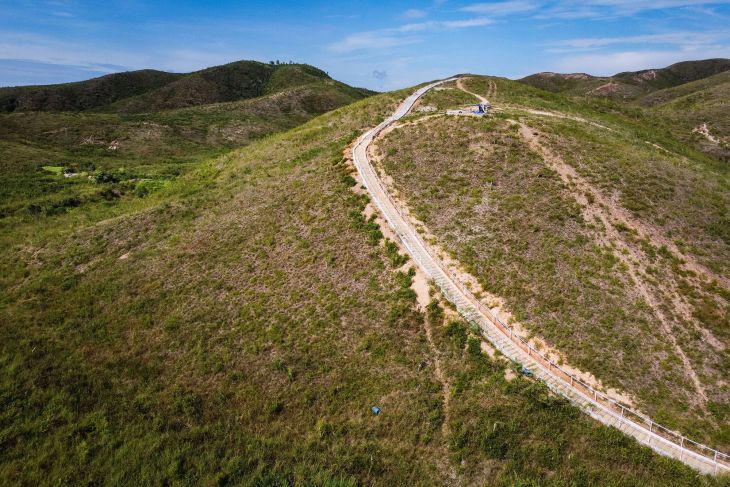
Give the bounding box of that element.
[352,77,730,475]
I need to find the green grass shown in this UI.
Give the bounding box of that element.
[518,59,730,101]
[376,97,729,450]
[643,70,730,162]
[0,81,370,225]
[417,83,477,110]
[1,80,729,484]
[516,63,730,163]
[41,165,65,174]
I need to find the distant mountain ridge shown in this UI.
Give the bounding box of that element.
[0,61,371,113]
[519,58,730,99]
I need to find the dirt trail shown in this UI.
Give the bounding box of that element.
[487,80,497,99]
[516,123,711,404]
[496,93,728,291]
[693,122,720,144]
[456,77,490,105]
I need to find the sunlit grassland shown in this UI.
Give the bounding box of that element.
[1,84,727,484]
[377,112,729,450]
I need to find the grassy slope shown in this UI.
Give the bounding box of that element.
[640,70,730,161]
[0,81,370,223]
[0,62,353,114]
[1,85,726,484]
[519,59,730,102]
[377,76,729,449]
[0,70,182,112]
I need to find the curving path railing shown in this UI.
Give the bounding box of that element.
[351,77,730,476]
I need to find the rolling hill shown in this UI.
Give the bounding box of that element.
[377,75,729,463]
[519,58,730,100]
[0,61,372,113]
[0,61,373,223]
[2,61,730,484]
[1,76,727,485]
[639,70,730,161]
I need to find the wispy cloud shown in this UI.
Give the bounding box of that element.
[327,31,421,54]
[461,1,540,16]
[547,30,730,51]
[537,0,730,19]
[403,8,428,19]
[460,0,730,20]
[328,16,494,53]
[554,44,730,74]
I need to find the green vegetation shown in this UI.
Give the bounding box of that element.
[517,59,730,162]
[0,60,374,114]
[0,70,371,224]
[416,82,476,110]
[426,299,725,486]
[377,77,729,450]
[2,72,727,484]
[519,58,730,100]
[641,70,730,161]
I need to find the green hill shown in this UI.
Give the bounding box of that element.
[0,61,372,114]
[379,76,729,454]
[639,70,730,161]
[0,69,182,112]
[0,62,373,223]
[519,58,730,100]
[1,79,726,485]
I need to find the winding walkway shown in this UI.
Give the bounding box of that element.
[351,77,729,476]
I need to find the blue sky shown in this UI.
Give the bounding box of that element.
[2,0,730,90]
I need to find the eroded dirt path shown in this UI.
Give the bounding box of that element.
[456,77,490,104]
[694,122,720,144]
[516,123,711,405]
[500,106,728,291]
[453,78,722,405]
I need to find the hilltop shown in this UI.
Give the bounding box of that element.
[520,58,730,99]
[0,60,373,113]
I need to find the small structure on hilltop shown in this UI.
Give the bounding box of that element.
[446,102,491,117]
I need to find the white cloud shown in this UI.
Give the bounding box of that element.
[548,31,730,50]
[0,29,252,75]
[403,8,428,19]
[442,17,495,27]
[327,31,421,54]
[327,16,494,53]
[554,46,730,75]
[538,0,730,19]
[462,1,540,15]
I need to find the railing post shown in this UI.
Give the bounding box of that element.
[649,421,653,433]
[679,437,685,462]
[620,406,624,418]
[570,376,574,387]
[714,451,718,475]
